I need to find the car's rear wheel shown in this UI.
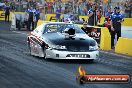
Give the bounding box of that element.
[43,50,47,59]
[28,41,32,55]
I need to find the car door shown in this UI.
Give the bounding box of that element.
[30,25,45,57]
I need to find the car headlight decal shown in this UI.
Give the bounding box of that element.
[89,45,98,51]
[52,45,67,50]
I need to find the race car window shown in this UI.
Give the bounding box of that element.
[45,24,58,33]
[59,24,85,34]
[44,24,85,34]
[34,25,44,35]
[73,25,85,34]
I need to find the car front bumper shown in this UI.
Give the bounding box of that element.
[45,49,99,59]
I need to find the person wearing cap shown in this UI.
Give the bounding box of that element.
[81,23,91,36]
[26,7,36,31]
[111,7,124,49]
[34,8,40,28]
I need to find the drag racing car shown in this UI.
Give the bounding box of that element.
[27,22,99,61]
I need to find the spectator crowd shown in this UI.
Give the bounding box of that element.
[42,0,131,17]
[0,0,131,18]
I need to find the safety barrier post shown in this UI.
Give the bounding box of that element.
[100,27,111,50]
[115,37,132,56]
[122,18,132,26]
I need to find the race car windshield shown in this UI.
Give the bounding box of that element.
[45,24,85,34]
[59,24,85,34]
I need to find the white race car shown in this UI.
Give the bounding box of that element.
[27,22,99,61]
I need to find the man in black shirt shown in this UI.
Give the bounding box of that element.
[87,4,97,26]
[26,7,36,31]
[81,23,91,36]
[4,4,10,22]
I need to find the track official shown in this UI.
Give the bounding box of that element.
[111,7,124,48]
[34,8,40,28]
[26,7,36,31]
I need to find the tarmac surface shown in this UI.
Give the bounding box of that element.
[0,21,132,88]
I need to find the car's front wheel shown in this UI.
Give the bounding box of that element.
[89,59,94,62]
[43,49,47,59]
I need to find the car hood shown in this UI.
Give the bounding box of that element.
[42,32,96,46]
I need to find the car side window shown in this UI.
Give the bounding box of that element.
[45,24,58,33]
[34,27,39,33]
[34,25,44,35]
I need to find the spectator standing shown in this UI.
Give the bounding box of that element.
[61,2,65,14]
[96,8,101,23]
[86,1,91,12]
[22,0,28,11]
[65,1,72,12]
[55,6,61,22]
[124,0,131,18]
[44,0,48,14]
[47,0,53,13]
[87,4,97,26]
[10,1,15,11]
[103,0,108,16]
[81,23,91,36]
[53,1,57,13]
[79,0,87,15]
[4,3,10,22]
[74,0,79,14]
